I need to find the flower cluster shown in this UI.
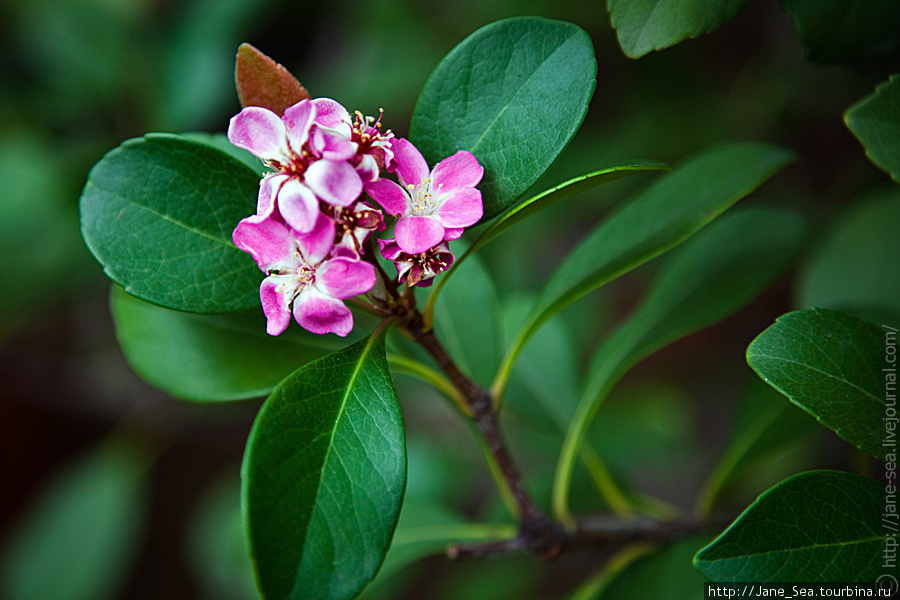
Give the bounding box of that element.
[229,98,483,336]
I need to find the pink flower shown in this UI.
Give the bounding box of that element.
[227,98,363,233]
[233,213,375,336]
[377,238,455,288]
[321,200,385,256]
[365,138,483,254]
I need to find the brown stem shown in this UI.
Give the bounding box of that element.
[400,307,567,559]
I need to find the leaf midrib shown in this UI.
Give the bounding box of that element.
[86,179,236,249]
[295,333,383,579]
[750,350,882,406]
[701,533,887,562]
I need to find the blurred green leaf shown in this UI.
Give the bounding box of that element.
[781,0,900,64]
[696,378,821,518]
[80,134,261,313]
[797,189,900,324]
[498,145,795,398]
[845,74,900,182]
[597,538,710,600]
[607,0,753,59]
[433,252,502,387]
[747,309,890,461]
[410,16,597,220]
[187,472,259,600]
[424,162,668,321]
[161,0,278,130]
[553,206,806,521]
[242,332,405,600]
[110,285,346,402]
[694,470,888,581]
[0,438,151,600]
[0,132,92,326]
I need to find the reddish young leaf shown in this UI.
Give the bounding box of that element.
[235,43,310,116]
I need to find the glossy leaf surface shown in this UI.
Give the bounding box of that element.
[608,0,753,58]
[410,16,596,220]
[242,332,406,600]
[845,74,900,182]
[695,470,889,581]
[110,286,345,402]
[747,309,890,461]
[81,134,262,313]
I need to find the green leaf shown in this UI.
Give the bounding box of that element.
[423,162,668,322]
[845,74,900,182]
[0,438,151,600]
[181,132,266,174]
[798,190,900,324]
[598,538,710,600]
[109,286,345,402]
[433,252,502,387]
[496,143,794,398]
[552,206,806,522]
[187,471,259,600]
[410,16,597,220]
[781,0,900,64]
[694,470,890,581]
[695,378,821,518]
[608,0,753,59]
[747,309,891,461]
[242,331,406,600]
[81,134,262,314]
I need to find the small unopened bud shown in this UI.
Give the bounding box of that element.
[235,43,310,117]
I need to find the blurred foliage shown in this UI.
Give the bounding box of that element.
[2,0,898,597]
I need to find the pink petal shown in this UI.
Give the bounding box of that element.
[431,150,483,190]
[436,187,483,229]
[389,138,429,188]
[277,178,319,233]
[227,107,288,162]
[282,100,315,151]
[296,212,335,265]
[257,174,285,218]
[364,178,409,216]
[311,98,352,136]
[355,154,379,184]
[260,278,292,336]
[293,290,354,336]
[443,227,464,241]
[377,238,403,261]
[395,215,444,254]
[305,159,363,206]
[313,127,357,161]
[317,257,375,299]
[233,217,293,270]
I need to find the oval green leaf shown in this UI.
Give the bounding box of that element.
[496,143,794,398]
[410,16,597,220]
[694,470,890,581]
[243,331,406,600]
[81,134,263,314]
[110,285,346,402]
[608,0,753,59]
[747,308,891,461]
[0,439,151,600]
[845,74,900,183]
